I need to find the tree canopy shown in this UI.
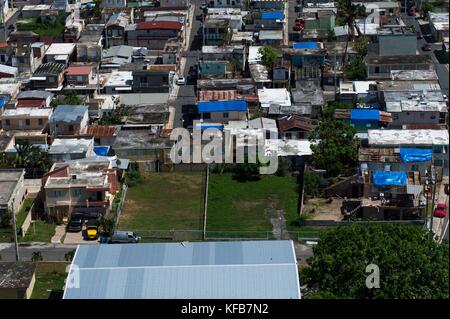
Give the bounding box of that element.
[50,91,84,108]
[308,119,357,177]
[259,45,278,71]
[302,224,449,299]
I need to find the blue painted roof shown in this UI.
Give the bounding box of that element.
[293,42,318,49]
[64,241,301,299]
[350,109,380,121]
[94,146,110,156]
[373,171,407,186]
[261,12,284,20]
[198,100,247,113]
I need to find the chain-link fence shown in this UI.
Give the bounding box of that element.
[124,229,322,242]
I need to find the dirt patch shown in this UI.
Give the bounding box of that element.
[303,197,344,221]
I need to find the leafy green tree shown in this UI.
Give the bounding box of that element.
[50,91,84,108]
[308,119,357,177]
[303,224,449,299]
[0,211,12,228]
[98,98,131,125]
[259,45,278,71]
[232,156,262,182]
[31,251,43,262]
[65,250,76,262]
[344,55,366,80]
[421,2,434,19]
[354,36,369,56]
[303,171,322,197]
[99,216,115,237]
[126,170,143,187]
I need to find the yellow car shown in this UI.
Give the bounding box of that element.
[86,219,98,240]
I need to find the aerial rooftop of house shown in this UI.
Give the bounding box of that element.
[367,129,449,146]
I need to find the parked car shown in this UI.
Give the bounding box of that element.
[109,231,141,243]
[434,203,447,218]
[67,214,83,232]
[422,44,432,51]
[176,76,186,85]
[293,23,304,31]
[86,219,98,240]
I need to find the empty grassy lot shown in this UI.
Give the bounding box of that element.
[31,262,69,299]
[206,173,299,234]
[118,172,204,231]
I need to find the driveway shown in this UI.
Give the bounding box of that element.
[63,227,98,245]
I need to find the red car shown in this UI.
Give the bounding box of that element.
[293,23,304,31]
[434,203,447,218]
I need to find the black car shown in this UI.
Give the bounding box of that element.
[421,44,432,51]
[67,214,83,232]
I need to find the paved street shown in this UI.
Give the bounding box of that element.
[171,0,204,128]
[0,243,77,262]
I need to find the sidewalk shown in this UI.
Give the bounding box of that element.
[50,225,65,244]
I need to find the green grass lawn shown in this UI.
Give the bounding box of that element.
[31,262,69,299]
[16,198,34,228]
[0,198,35,242]
[206,173,300,236]
[20,221,56,243]
[118,172,204,232]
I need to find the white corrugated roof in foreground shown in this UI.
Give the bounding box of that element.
[368,129,449,146]
[63,240,300,299]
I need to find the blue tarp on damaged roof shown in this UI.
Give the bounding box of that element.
[350,109,380,121]
[94,146,110,156]
[400,148,432,163]
[261,12,284,20]
[196,124,224,131]
[198,100,247,113]
[293,42,319,49]
[373,171,407,186]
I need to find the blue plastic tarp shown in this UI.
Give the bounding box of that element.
[373,171,407,186]
[293,42,318,49]
[198,100,247,113]
[350,109,380,121]
[0,97,6,109]
[94,146,110,156]
[196,124,224,131]
[261,12,284,20]
[400,148,432,163]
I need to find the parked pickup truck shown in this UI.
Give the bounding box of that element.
[100,231,141,243]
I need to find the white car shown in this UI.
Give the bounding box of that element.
[176,76,186,85]
[200,3,208,10]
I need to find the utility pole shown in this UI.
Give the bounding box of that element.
[11,209,20,261]
[429,169,437,235]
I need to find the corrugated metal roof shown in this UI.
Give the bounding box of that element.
[64,241,300,299]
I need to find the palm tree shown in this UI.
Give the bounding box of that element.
[340,0,365,66]
[14,142,32,168]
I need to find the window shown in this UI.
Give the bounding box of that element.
[140,77,148,83]
[393,114,399,120]
[430,115,436,120]
[52,190,64,197]
[72,189,82,196]
[5,119,10,126]
[68,125,74,132]
[223,112,229,118]
[38,119,43,125]
[25,119,30,126]
[202,112,211,119]
[77,75,84,82]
